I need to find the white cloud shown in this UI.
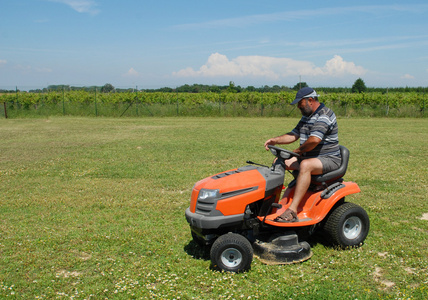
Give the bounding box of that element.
[123,68,140,78]
[0,59,7,66]
[13,64,52,74]
[172,5,428,30]
[48,0,99,15]
[323,55,366,76]
[35,67,53,73]
[173,53,366,80]
[401,74,415,79]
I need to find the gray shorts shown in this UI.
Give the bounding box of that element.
[317,155,342,173]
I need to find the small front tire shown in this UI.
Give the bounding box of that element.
[210,233,253,273]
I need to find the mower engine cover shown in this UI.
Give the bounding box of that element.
[185,165,284,230]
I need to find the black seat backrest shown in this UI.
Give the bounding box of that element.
[311,145,349,185]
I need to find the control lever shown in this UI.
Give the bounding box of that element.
[262,202,283,223]
[271,203,282,209]
[246,160,269,168]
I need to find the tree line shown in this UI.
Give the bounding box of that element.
[1,79,426,95]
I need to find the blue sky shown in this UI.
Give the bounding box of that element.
[1,0,427,90]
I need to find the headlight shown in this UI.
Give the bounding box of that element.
[198,189,220,201]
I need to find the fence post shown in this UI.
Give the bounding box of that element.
[62,87,66,115]
[218,93,221,116]
[135,87,139,116]
[423,88,426,115]
[386,88,389,116]
[261,92,264,116]
[176,93,179,116]
[345,93,347,116]
[3,102,7,119]
[95,87,98,117]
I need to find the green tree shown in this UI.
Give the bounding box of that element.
[101,83,115,93]
[227,81,237,93]
[209,85,221,93]
[292,82,308,90]
[351,78,367,93]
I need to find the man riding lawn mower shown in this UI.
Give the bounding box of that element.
[185,88,370,272]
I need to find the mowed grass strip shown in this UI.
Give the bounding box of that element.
[0,117,427,299]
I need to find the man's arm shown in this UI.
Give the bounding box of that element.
[293,136,321,155]
[264,132,299,150]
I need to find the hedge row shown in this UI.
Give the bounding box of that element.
[1,90,426,107]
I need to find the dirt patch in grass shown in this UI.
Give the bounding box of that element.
[373,267,395,289]
[56,270,81,278]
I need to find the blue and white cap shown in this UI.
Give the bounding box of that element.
[291,87,319,105]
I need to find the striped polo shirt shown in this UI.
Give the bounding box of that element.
[291,103,340,158]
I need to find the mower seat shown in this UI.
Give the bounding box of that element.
[310,145,349,186]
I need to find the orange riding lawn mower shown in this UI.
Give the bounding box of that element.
[185,145,369,272]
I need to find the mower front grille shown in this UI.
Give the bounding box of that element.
[195,199,216,215]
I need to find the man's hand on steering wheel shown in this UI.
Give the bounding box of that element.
[264,138,277,151]
[267,145,301,159]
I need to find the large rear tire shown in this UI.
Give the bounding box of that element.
[210,233,253,273]
[324,202,370,248]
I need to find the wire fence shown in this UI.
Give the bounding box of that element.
[1,100,426,118]
[1,89,426,118]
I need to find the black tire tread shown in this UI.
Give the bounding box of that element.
[210,233,253,272]
[324,202,369,248]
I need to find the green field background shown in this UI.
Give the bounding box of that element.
[1,117,427,299]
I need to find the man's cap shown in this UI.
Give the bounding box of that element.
[290,87,319,105]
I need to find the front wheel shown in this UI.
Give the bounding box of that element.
[210,233,253,273]
[324,202,370,248]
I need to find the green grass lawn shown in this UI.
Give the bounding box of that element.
[0,117,427,299]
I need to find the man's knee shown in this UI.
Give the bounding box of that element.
[299,158,323,174]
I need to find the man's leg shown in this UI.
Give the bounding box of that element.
[288,158,323,214]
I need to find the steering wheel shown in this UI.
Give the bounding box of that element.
[268,145,301,160]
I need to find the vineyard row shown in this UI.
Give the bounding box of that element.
[1,91,426,109]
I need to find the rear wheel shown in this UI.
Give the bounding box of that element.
[210,233,253,273]
[324,202,370,248]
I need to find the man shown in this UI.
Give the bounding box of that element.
[264,87,341,222]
